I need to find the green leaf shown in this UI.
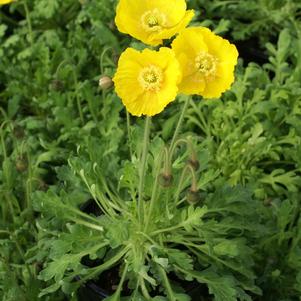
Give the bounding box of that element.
[167,249,193,271]
[183,269,238,301]
[180,206,208,232]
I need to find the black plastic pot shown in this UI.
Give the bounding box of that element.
[77,279,204,301]
[77,281,109,301]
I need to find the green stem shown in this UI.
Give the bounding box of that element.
[0,121,8,160]
[79,169,115,218]
[138,116,151,224]
[157,265,176,301]
[126,111,133,158]
[15,242,33,278]
[190,100,210,136]
[169,96,190,151]
[69,218,104,232]
[144,175,160,232]
[78,247,129,284]
[114,261,129,297]
[150,224,182,236]
[175,164,197,206]
[144,148,166,232]
[23,1,33,46]
[99,47,112,74]
[4,192,15,222]
[71,68,84,125]
[140,277,152,300]
[175,165,190,204]
[25,154,33,211]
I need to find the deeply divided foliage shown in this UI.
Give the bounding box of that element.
[0,0,301,301]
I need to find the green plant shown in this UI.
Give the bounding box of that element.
[1,0,301,300]
[31,97,264,300]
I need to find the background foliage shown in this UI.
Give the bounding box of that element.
[0,0,301,300]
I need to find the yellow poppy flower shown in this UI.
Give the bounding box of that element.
[171,27,239,98]
[0,0,14,4]
[113,47,181,116]
[115,0,194,46]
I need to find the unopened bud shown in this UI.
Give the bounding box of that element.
[13,125,25,139]
[264,198,272,206]
[188,158,200,171]
[99,76,113,90]
[16,156,28,172]
[38,179,48,191]
[158,173,173,188]
[50,79,64,92]
[186,188,201,205]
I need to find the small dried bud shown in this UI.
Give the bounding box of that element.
[99,76,113,90]
[188,158,200,170]
[38,179,48,191]
[50,79,64,91]
[13,125,25,139]
[113,54,120,65]
[16,156,28,172]
[264,198,273,206]
[108,20,116,30]
[186,188,201,205]
[158,173,173,188]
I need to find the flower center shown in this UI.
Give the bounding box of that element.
[195,51,218,80]
[141,9,166,32]
[138,65,163,92]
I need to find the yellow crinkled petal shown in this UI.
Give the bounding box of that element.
[151,10,195,42]
[172,26,238,97]
[115,0,146,40]
[115,0,194,46]
[113,47,181,117]
[0,0,14,4]
[113,49,145,104]
[172,28,208,95]
[202,62,236,99]
[194,27,239,66]
[179,73,206,95]
[146,0,187,25]
[172,27,208,66]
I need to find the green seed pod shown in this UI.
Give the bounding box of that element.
[158,173,173,188]
[186,188,201,205]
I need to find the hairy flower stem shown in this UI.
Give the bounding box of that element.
[169,96,191,152]
[114,261,129,298]
[144,163,162,232]
[165,96,191,175]
[23,1,33,46]
[54,60,84,124]
[157,265,177,301]
[71,68,84,125]
[78,246,129,285]
[126,111,133,158]
[138,116,151,225]
[140,277,152,300]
